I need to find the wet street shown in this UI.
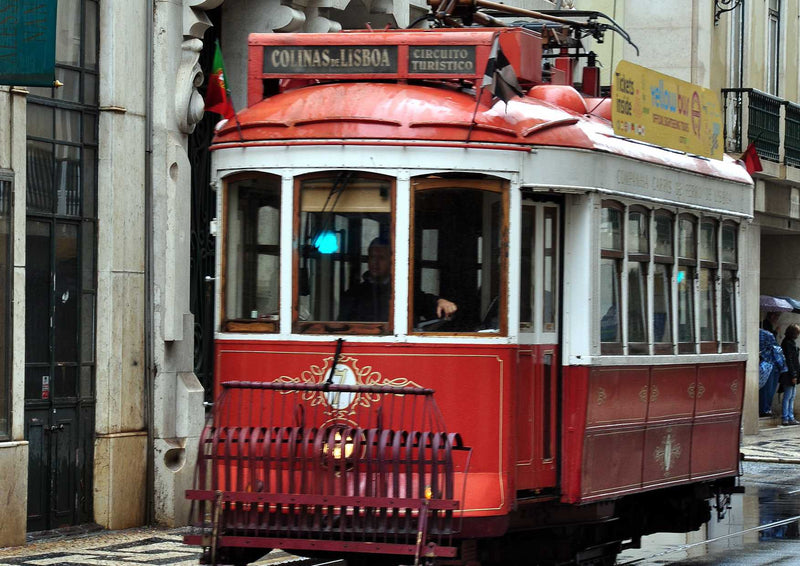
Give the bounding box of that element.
[616,461,800,565]
[2,461,800,565]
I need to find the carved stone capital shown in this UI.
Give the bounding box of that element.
[272,5,307,32]
[184,0,226,39]
[175,38,206,135]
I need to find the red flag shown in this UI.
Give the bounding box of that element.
[741,141,763,175]
[205,41,235,119]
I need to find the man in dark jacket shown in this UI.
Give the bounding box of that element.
[780,323,800,425]
[338,238,457,322]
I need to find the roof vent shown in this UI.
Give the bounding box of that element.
[528,85,588,115]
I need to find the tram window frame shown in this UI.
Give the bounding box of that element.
[221,172,282,333]
[599,201,740,357]
[293,172,395,335]
[698,218,719,353]
[627,206,650,354]
[653,210,675,354]
[410,177,508,336]
[720,222,739,352]
[677,214,697,354]
[600,201,624,355]
[519,199,560,338]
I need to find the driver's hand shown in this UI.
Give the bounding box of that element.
[436,298,457,319]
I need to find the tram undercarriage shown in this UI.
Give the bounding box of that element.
[193,477,737,566]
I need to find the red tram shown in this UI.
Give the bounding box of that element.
[185,5,753,565]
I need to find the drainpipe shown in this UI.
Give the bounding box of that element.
[144,0,155,524]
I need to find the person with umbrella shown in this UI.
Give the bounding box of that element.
[763,311,781,337]
[760,295,794,337]
[760,328,788,417]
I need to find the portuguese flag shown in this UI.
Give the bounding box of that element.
[205,41,235,119]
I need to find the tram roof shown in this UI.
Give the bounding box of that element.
[211,28,752,187]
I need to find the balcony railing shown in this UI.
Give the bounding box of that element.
[722,88,785,164]
[785,102,800,168]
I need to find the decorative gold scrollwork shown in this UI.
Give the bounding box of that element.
[688,382,706,399]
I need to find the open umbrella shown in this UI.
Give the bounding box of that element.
[776,296,800,314]
[760,295,794,312]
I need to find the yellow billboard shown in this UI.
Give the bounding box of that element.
[612,60,723,161]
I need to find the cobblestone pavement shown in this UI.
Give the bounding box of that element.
[740,420,800,463]
[0,528,200,565]
[0,527,310,566]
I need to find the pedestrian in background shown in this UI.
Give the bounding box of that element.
[781,323,800,426]
[763,311,782,337]
[760,328,787,417]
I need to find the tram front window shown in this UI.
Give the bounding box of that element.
[411,178,505,333]
[295,173,393,334]
[223,174,281,332]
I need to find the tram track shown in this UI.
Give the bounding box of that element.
[256,554,343,566]
[616,514,800,565]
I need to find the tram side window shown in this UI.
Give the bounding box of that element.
[295,173,393,334]
[519,202,559,335]
[599,201,739,356]
[519,206,534,329]
[699,219,718,351]
[678,215,697,353]
[720,223,738,351]
[224,174,281,332]
[543,207,558,332]
[653,211,674,354]
[627,207,649,354]
[600,203,623,355]
[412,178,505,334]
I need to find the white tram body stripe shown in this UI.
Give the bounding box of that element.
[213,144,752,218]
[212,144,753,362]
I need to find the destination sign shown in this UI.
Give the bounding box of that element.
[264,45,398,74]
[408,46,476,74]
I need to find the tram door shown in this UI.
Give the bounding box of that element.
[516,197,561,490]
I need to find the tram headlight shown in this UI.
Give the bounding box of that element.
[322,428,363,464]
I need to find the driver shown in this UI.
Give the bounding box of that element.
[338,237,457,322]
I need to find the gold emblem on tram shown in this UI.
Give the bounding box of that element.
[654,429,682,477]
[273,355,421,420]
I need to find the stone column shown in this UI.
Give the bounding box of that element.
[93,1,149,530]
[0,85,30,548]
[742,221,760,435]
[146,0,222,527]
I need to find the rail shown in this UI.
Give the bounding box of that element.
[785,102,800,168]
[722,87,799,167]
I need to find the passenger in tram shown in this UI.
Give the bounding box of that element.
[338,237,457,323]
[779,323,800,426]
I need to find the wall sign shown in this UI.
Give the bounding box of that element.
[0,0,57,86]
